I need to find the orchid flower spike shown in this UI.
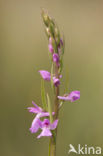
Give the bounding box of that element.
[37,119,58,138]
[28,101,54,133]
[28,11,80,156]
[58,91,80,102]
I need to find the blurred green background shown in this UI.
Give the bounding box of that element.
[0,0,103,155]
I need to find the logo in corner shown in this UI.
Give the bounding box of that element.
[68,144,102,155]
[68,144,77,154]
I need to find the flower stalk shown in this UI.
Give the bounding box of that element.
[27,9,80,156]
[42,10,61,155]
[50,80,59,155]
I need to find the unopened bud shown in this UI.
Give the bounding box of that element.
[53,53,60,67]
[48,44,54,53]
[54,27,60,45]
[41,10,51,26]
[49,37,58,53]
[49,23,55,37]
[46,27,51,37]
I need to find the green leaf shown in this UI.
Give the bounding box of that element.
[59,58,63,73]
[59,101,63,109]
[54,26,60,46]
[41,79,47,110]
[51,63,54,90]
[47,93,53,123]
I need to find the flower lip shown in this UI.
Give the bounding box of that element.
[69,91,80,102]
[42,119,50,128]
[37,119,59,138]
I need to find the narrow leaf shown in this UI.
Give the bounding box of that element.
[59,101,63,109]
[41,79,47,110]
[47,93,53,123]
[59,58,63,73]
[51,63,54,90]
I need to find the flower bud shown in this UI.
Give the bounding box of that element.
[48,44,54,53]
[53,53,60,67]
[48,37,54,53]
[49,23,55,37]
[42,10,50,27]
[54,27,60,45]
[53,77,60,87]
[46,27,51,37]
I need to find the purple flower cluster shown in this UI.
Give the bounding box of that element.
[28,36,80,138]
[28,101,58,138]
[28,92,80,138]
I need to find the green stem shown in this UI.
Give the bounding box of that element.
[49,64,59,156]
[49,137,56,156]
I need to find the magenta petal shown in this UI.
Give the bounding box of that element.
[50,120,58,130]
[53,53,59,63]
[32,101,39,108]
[53,53,60,67]
[58,95,70,101]
[40,112,55,118]
[58,90,80,102]
[68,91,80,102]
[32,101,42,112]
[27,107,40,113]
[59,75,62,79]
[48,44,54,53]
[53,77,60,87]
[39,70,51,81]
[48,38,54,53]
[49,37,52,44]
[37,128,52,138]
[29,117,42,133]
